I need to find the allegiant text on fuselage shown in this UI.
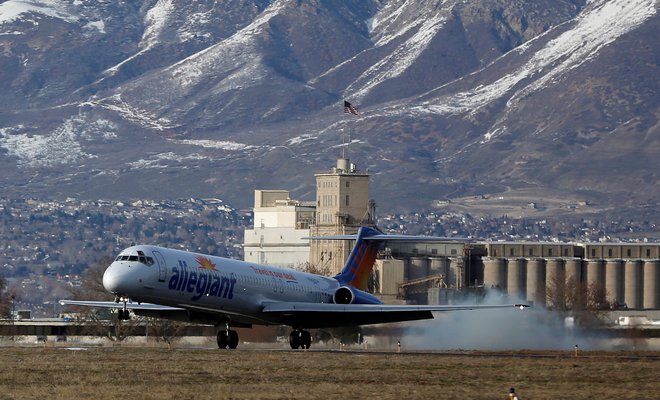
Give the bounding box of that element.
[168,266,236,301]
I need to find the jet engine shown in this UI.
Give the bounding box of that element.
[333,286,381,305]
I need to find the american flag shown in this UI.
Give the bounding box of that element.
[344,100,360,116]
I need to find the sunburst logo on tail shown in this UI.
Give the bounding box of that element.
[196,256,217,271]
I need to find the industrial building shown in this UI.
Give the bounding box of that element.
[479,242,660,309]
[309,157,376,275]
[243,190,315,268]
[244,158,660,310]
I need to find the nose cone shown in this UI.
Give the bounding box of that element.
[103,263,125,294]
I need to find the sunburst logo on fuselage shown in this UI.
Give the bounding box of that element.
[196,256,217,271]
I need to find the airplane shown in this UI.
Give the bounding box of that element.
[61,226,529,349]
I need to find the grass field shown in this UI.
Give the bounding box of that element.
[0,346,658,399]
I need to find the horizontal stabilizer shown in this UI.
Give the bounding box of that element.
[304,234,470,242]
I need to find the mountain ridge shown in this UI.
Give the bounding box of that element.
[0,0,658,218]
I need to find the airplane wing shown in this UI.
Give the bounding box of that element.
[60,299,528,329]
[59,300,184,311]
[262,302,529,329]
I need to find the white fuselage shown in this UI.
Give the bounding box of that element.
[103,245,339,325]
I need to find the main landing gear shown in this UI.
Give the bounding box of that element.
[289,330,312,349]
[217,325,239,349]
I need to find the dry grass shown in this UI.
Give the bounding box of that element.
[0,346,658,399]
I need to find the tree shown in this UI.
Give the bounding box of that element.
[296,262,332,276]
[67,257,187,344]
[147,318,186,345]
[0,276,11,318]
[546,275,610,328]
[67,257,139,342]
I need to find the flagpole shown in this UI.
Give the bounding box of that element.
[347,122,351,160]
[342,121,346,159]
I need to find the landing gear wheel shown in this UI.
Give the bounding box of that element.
[289,330,312,349]
[217,330,239,349]
[217,330,229,349]
[301,330,312,349]
[117,309,130,320]
[228,330,239,349]
[289,330,301,349]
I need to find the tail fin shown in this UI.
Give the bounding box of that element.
[335,227,382,291]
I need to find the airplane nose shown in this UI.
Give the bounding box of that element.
[103,263,124,294]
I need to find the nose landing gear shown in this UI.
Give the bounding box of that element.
[115,297,131,320]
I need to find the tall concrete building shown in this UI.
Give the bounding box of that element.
[309,158,376,275]
[243,190,315,268]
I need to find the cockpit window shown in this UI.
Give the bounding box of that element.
[116,253,155,265]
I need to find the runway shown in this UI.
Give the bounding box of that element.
[1,345,659,399]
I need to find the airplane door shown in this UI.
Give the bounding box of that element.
[152,251,167,282]
[271,278,284,294]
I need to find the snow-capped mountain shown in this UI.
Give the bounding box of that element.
[0,0,658,216]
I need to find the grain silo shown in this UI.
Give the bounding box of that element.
[483,257,506,290]
[526,258,546,306]
[585,259,605,287]
[506,258,526,300]
[564,258,583,284]
[624,259,643,309]
[643,260,660,309]
[605,259,624,303]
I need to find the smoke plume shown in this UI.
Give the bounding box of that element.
[398,292,597,351]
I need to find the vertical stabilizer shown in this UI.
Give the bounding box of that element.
[335,227,382,291]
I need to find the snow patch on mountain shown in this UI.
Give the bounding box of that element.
[505,0,657,109]
[0,116,116,168]
[140,0,176,49]
[169,139,259,151]
[164,1,286,90]
[83,19,104,34]
[409,0,656,139]
[349,12,447,99]
[287,134,318,146]
[91,95,174,130]
[0,0,80,25]
[128,152,210,170]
